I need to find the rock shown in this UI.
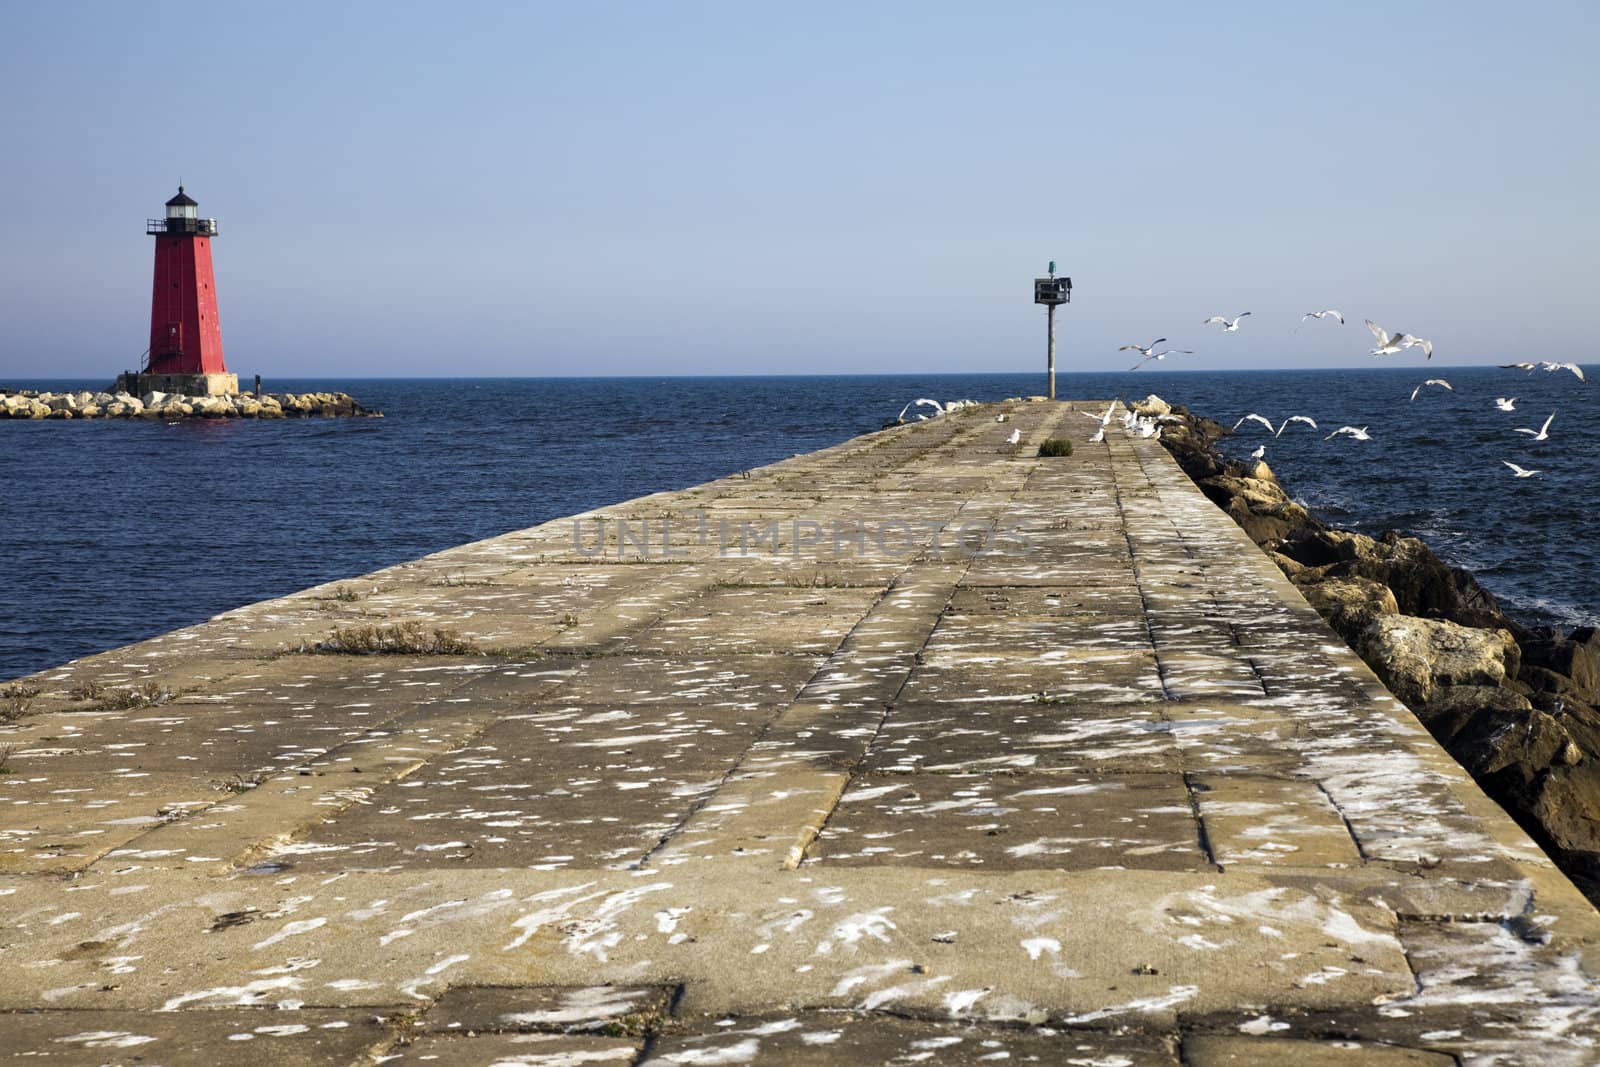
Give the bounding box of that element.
[46,394,77,413]
[1415,683,1533,744]
[1522,637,1600,696]
[1304,577,1399,644]
[1132,394,1171,418]
[1267,550,1309,580]
[1535,762,1600,854]
[78,404,100,418]
[141,391,168,407]
[1279,528,1377,568]
[1358,616,1516,706]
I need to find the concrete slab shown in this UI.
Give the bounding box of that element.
[2,400,1597,1062]
[808,771,1206,871]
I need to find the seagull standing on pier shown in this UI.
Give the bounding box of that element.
[1204,313,1252,332]
[1006,428,1021,445]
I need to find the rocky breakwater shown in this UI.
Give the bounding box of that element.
[0,388,377,420]
[1145,394,1600,901]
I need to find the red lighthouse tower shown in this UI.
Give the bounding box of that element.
[142,186,236,396]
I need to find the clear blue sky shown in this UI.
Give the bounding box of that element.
[2,2,1595,378]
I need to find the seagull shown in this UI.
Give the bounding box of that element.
[1325,425,1372,441]
[1088,427,1105,443]
[914,398,945,417]
[1129,348,1194,371]
[1402,335,1434,359]
[1409,378,1454,402]
[1513,412,1555,441]
[1274,415,1319,437]
[1503,461,1542,478]
[1006,428,1021,445]
[1082,400,1117,428]
[1301,309,1344,324]
[1501,362,1537,372]
[1232,413,1276,433]
[1204,313,1251,332]
[1541,361,1587,381]
[1495,397,1517,412]
[1366,320,1431,358]
[995,414,1009,423]
[896,402,913,422]
[1118,338,1168,357]
[1249,444,1266,460]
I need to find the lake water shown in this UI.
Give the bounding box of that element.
[2,368,1593,681]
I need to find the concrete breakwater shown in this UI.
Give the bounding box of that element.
[0,399,1597,1062]
[0,387,377,420]
[1153,395,1600,905]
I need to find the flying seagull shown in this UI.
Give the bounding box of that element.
[1495,397,1517,412]
[1232,413,1276,433]
[1503,461,1542,478]
[896,402,912,422]
[1325,425,1372,441]
[1118,338,1168,357]
[1275,415,1319,437]
[1204,313,1252,332]
[1513,412,1555,441]
[914,398,945,417]
[1129,348,1193,371]
[1082,400,1118,428]
[1301,309,1344,324]
[1409,378,1454,402]
[1366,320,1432,359]
[1501,362,1537,372]
[1541,361,1587,381]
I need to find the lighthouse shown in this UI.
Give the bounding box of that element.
[139,186,237,397]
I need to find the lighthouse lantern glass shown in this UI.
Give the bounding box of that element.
[168,202,197,220]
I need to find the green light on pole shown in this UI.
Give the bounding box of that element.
[1048,260,1056,275]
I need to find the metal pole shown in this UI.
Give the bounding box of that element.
[1047,302,1057,400]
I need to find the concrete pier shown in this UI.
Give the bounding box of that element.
[3,400,1598,1064]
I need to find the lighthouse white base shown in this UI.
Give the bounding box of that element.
[115,372,239,398]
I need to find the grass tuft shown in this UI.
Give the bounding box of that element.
[317,621,480,656]
[1037,438,1074,458]
[2,684,40,722]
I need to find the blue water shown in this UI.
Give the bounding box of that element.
[2,369,1594,682]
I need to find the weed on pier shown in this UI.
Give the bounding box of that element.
[2,684,40,722]
[316,620,480,656]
